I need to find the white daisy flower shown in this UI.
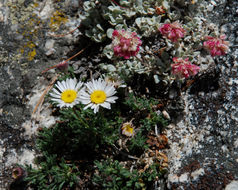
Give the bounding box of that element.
[80,78,118,113]
[50,78,83,108]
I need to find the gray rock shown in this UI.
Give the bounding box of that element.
[225,181,238,190]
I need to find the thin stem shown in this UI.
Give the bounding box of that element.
[49,25,81,38]
[42,45,89,74]
[72,107,89,129]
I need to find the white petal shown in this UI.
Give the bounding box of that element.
[80,96,91,101]
[55,82,65,92]
[76,82,83,90]
[61,80,68,89]
[91,104,97,110]
[100,102,111,109]
[106,96,118,103]
[80,90,90,97]
[80,99,91,105]
[51,99,63,106]
[100,80,107,91]
[93,79,99,90]
[86,82,94,93]
[94,105,99,113]
[74,99,80,105]
[105,85,116,96]
[79,94,90,100]
[52,88,61,95]
[83,103,93,110]
[49,93,61,99]
[72,78,77,85]
[68,79,75,89]
[59,81,66,90]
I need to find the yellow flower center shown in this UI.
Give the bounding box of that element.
[124,124,134,134]
[90,90,107,104]
[122,123,134,136]
[61,90,77,103]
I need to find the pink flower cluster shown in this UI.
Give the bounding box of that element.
[203,35,229,56]
[112,29,142,59]
[171,57,200,79]
[159,22,186,42]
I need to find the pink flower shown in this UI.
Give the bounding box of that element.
[112,29,142,59]
[159,22,186,42]
[203,35,229,56]
[171,57,200,79]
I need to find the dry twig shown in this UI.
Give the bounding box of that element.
[32,74,59,116]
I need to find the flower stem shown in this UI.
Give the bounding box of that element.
[72,108,89,128]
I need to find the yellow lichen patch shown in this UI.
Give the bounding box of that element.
[28,15,42,28]
[19,42,37,61]
[49,10,68,31]
[28,49,36,61]
[20,48,25,54]
[33,2,39,7]
[7,0,44,62]
[27,42,36,49]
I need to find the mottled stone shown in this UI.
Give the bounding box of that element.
[167,0,238,188]
[225,181,238,190]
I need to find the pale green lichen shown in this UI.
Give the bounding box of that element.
[7,0,37,25]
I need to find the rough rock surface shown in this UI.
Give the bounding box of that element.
[0,0,237,189]
[167,0,238,189]
[0,0,81,188]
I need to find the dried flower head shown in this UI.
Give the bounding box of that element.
[12,167,25,180]
[159,22,186,42]
[203,35,229,56]
[171,57,200,79]
[155,6,166,15]
[104,76,126,88]
[80,78,118,113]
[121,121,135,137]
[112,29,142,59]
[56,61,69,71]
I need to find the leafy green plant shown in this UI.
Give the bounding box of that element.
[93,159,143,190]
[126,130,148,155]
[24,104,125,189]
[23,91,168,189]
[36,105,123,159]
[121,93,168,155]
[124,93,158,112]
[25,156,80,190]
[93,159,165,190]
